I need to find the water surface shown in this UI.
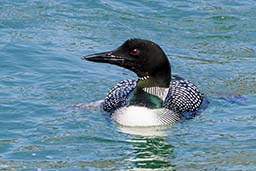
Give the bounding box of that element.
[0,0,255,170]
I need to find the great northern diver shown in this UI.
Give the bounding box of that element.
[82,39,205,126]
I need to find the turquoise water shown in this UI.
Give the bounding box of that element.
[0,0,256,170]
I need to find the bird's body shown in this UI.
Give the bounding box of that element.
[102,75,203,126]
[83,39,206,126]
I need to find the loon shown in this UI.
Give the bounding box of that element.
[82,39,205,126]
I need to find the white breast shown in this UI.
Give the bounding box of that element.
[111,105,179,127]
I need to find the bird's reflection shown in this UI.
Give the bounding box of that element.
[118,126,176,170]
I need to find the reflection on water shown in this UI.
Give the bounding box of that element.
[131,137,175,170]
[118,125,169,137]
[118,126,175,170]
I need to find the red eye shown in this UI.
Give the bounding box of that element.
[129,48,140,56]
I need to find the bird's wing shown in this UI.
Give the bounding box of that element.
[102,79,137,112]
[164,75,204,113]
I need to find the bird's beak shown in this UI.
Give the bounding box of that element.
[82,50,126,65]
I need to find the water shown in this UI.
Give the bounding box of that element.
[0,0,255,170]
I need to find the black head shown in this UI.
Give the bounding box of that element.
[82,39,171,88]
